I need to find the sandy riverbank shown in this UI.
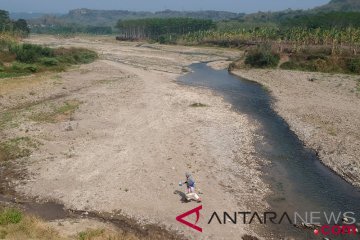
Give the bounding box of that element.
[0,35,269,239]
[231,67,360,187]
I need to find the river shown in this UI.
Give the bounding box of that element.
[179,63,360,239]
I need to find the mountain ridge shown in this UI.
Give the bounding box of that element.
[315,0,360,11]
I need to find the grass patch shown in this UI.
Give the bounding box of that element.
[0,111,16,131]
[77,228,138,240]
[189,102,208,107]
[30,100,81,123]
[0,208,22,225]
[54,47,98,65]
[0,207,63,240]
[0,137,38,162]
[9,43,54,63]
[78,229,105,240]
[0,206,139,240]
[0,41,97,79]
[0,72,30,78]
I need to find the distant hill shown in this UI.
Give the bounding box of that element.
[241,0,360,24]
[10,12,62,20]
[315,0,360,12]
[29,8,245,27]
[27,1,360,31]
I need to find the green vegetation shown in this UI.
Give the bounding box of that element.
[116,18,215,42]
[347,58,360,74]
[32,24,113,35]
[0,10,29,37]
[0,72,29,78]
[0,205,140,240]
[315,0,360,12]
[279,50,360,74]
[9,43,54,63]
[0,39,97,78]
[0,207,63,240]
[29,9,242,35]
[0,208,22,225]
[178,26,360,53]
[53,47,98,64]
[281,12,360,28]
[109,10,360,74]
[0,137,38,162]
[0,111,16,131]
[78,229,106,240]
[245,47,280,68]
[189,103,208,107]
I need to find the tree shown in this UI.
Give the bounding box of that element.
[14,19,30,36]
[0,10,30,36]
[0,10,11,32]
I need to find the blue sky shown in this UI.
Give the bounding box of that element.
[0,0,330,13]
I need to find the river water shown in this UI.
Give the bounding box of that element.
[179,63,360,239]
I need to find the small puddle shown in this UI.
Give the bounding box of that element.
[179,63,360,239]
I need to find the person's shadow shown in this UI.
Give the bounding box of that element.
[174,190,190,203]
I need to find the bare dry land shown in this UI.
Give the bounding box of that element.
[1,35,268,239]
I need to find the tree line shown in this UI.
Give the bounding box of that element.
[31,24,113,35]
[116,18,215,41]
[0,10,29,36]
[280,12,360,29]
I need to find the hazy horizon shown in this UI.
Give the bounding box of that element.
[1,0,329,14]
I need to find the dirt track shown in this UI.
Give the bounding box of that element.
[0,36,269,239]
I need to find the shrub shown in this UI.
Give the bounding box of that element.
[72,49,97,64]
[22,44,53,57]
[0,72,29,78]
[347,58,360,74]
[280,61,300,70]
[245,49,280,68]
[54,47,97,65]
[40,57,59,66]
[0,43,96,79]
[281,55,359,74]
[9,43,54,63]
[0,137,35,161]
[0,208,22,225]
[11,62,38,73]
[0,51,16,63]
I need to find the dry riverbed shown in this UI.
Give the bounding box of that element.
[232,67,360,187]
[0,35,270,239]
